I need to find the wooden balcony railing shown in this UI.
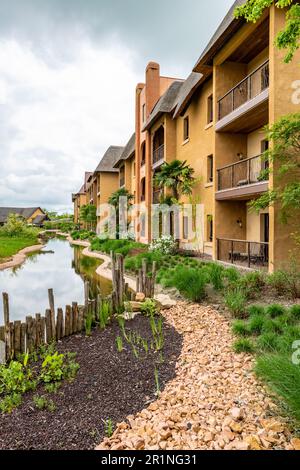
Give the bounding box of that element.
[218,60,269,120]
[153,145,164,166]
[217,154,268,191]
[217,238,269,270]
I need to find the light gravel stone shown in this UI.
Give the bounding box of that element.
[96,301,294,451]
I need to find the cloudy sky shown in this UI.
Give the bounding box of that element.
[0,0,234,213]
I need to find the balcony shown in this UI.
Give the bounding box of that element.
[216,61,269,133]
[217,238,269,270]
[216,155,268,200]
[153,144,164,168]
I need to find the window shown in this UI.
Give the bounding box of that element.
[142,104,146,123]
[183,116,189,141]
[207,94,213,124]
[207,155,214,183]
[141,178,146,202]
[207,215,213,242]
[141,142,146,167]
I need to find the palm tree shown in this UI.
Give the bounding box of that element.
[153,160,196,202]
[108,188,134,208]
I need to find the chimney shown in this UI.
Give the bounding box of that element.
[145,62,160,118]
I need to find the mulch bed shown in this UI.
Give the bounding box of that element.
[0,316,182,450]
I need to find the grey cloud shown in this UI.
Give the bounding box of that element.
[0,0,234,73]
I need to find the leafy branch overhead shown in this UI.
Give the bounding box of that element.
[235,0,300,63]
[250,113,300,223]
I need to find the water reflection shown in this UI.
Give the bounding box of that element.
[0,238,112,323]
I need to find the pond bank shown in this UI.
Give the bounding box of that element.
[98,301,298,451]
[58,233,137,292]
[0,243,44,271]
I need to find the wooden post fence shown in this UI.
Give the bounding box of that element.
[1,255,157,362]
[0,285,95,362]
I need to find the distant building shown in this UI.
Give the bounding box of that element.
[0,207,49,227]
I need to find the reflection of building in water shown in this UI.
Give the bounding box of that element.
[72,246,112,300]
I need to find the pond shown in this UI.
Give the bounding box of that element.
[0,237,112,324]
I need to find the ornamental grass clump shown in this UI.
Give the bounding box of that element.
[233,338,255,354]
[266,304,286,318]
[224,288,247,318]
[255,355,300,423]
[160,265,208,302]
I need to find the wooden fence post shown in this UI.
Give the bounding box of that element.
[48,289,56,341]
[3,293,11,361]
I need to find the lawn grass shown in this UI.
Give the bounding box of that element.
[0,236,39,260]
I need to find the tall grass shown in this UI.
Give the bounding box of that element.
[160,265,208,302]
[255,354,300,422]
[224,288,247,318]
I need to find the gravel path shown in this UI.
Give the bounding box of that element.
[97,302,299,451]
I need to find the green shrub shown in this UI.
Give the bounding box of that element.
[248,315,265,335]
[290,305,300,319]
[233,339,255,354]
[40,351,79,384]
[224,288,247,318]
[0,393,22,414]
[0,354,35,397]
[33,395,56,412]
[140,299,158,317]
[255,354,300,422]
[267,270,289,295]
[91,238,146,258]
[266,304,286,318]
[267,267,300,299]
[239,271,266,293]
[232,320,250,337]
[247,305,266,317]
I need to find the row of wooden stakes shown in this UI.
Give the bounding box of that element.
[0,285,97,362]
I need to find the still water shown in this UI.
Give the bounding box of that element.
[0,237,112,323]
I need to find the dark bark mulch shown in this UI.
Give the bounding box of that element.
[0,316,182,450]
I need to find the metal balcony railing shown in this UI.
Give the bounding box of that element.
[217,238,269,269]
[218,60,269,120]
[153,144,164,166]
[217,154,268,191]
